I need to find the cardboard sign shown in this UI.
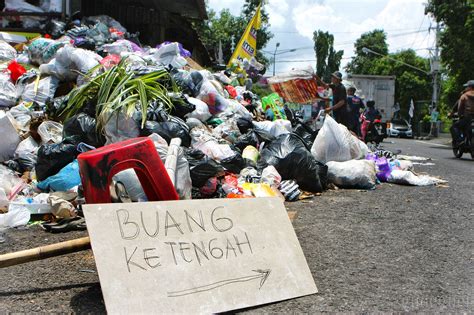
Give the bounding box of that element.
[83,197,317,314]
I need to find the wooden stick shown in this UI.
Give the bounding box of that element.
[0,236,91,268]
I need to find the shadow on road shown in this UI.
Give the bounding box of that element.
[0,282,98,297]
[70,283,105,314]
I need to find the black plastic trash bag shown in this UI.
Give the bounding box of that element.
[133,101,169,123]
[63,113,106,148]
[234,131,259,152]
[141,118,191,147]
[293,123,317,147]
[169,94,196,119]
[44,20,67,39]
[258,133,327,192]
[45,96,68,120]
[171,69,203,96]
[16,154,37,172]
[237,117,254,134]
[36,140,79,181]
[220,152,245,174]
[185,149,225,188]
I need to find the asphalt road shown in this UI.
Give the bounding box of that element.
[0,136,472,313]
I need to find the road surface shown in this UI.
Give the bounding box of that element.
[0,136,472,313]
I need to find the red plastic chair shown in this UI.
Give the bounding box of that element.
[77,137,179,204]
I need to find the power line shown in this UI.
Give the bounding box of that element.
[273,27,428,35]
[262,29,430,55]
[409,14,427,50]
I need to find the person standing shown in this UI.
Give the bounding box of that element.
[347,86,365,135]
[315,71,349,127]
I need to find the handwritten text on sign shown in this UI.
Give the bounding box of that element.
[83,197,317,314]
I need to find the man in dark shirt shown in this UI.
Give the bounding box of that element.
[347,86,365,135]
[316,71,349,127]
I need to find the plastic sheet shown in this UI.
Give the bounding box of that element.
[37,160,81,191]
[387,170,447,186]
[0,165,24,198]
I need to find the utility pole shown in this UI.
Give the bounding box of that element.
[429,22,441,137]
[431,23,441,109]
[272,42,280,76]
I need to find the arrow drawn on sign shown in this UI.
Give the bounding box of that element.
[167,269,271,298]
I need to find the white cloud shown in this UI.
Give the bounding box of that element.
[207,0,435,74]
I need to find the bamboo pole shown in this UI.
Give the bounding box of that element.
[0,236,91,268]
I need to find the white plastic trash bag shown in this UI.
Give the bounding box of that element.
[104,110,140,145]
[311,115,369,163]
[150,134,192,199]
[38,121,63,144]
[0,112,21,162]
[326,160,377,189]
[40,45,102,82]
[0,73,17,107]
[253,119,292,138]
[387,170,447,186]
[0,203,31,228]
[20,76,59,107]
[185,97,211,122]
[0,40,16,61]
[224,99,253,120]
[151,42,187,68]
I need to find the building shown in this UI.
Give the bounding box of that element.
[0,0,211,65]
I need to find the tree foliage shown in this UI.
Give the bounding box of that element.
[346,30,432,118]
[313,30,344,82]
[345,29,388,74]
[194,0,273,66]
[425,0,474,106]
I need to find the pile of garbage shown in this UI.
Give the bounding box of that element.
[0,12,446,232]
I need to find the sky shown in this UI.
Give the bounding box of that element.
[207,0,436,75]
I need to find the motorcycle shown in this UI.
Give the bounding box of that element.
[452,116,474,159]
[360,113,386,145]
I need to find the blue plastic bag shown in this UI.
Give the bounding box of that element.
[37,160,81,191]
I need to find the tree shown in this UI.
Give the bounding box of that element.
[345,30,432,118]
[193,9,242,64]
[425,0,474,107]
[374,50,432,117]
[345,29,388,74]
[194,0,273,66]
[313,30,344,82]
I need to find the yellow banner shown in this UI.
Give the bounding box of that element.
[227,4,261,67]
